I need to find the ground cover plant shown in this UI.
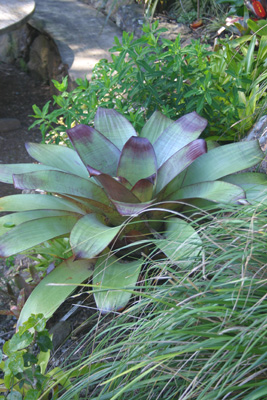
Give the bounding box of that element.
[30,22,267,145]
[16,201,266,400]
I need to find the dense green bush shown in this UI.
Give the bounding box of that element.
[31,22,266,145]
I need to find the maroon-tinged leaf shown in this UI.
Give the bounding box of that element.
[155,139,207,194]
[0,164,58,184]
[140,111,173,144]
[13,170,109,205]
[87,168,141,203]
[117,137,157,186]
[94,108,137,150]
[111,199,154,216]
[131,179,154,202]
[67,124,121,176]
[25,142,89,179]
[116,176,132,190]
[181,141,264,186]
[153,112,208,167]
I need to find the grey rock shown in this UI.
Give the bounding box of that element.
[243,115,267,173]
[27,33,63,84]
[0,118,21,132]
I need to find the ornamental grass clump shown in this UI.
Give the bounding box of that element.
[0,108,266,324]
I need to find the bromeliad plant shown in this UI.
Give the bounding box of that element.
[0,108,266,325]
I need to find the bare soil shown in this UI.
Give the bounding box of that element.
[0,62,52,197]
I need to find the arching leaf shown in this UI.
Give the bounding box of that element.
[17,257,94,327]
[67,125,121,175]
[168,181,245,204]
[182,141,264,186]
[93,250,142,313]
[0,194,86,214]
[13,170,109,205]
[0,164,58,184]
[117,137,157,186]
[153,112,208,167]
[25,142,89,178]
[0,210,80,236]
[155,218,202,268]
[155,139,207,194]
[70,214,123,259]
[94,108,137,150]
[140,111,173,144]
[0,216,78,257]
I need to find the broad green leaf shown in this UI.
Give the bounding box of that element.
[140,111,173,144]
[17,257,94,327]
[25,142,89,178]
[13,170,109,205]
[222,172,267,205]
[247,19,267,36]
[168,181,245,204]
[0,194,86,214]
[245,34,256,75]
[70,214,122,259]
[111,199,154,216]
[182,141,264,186]
[155,139,207,194]
[0,210,80,236]
[93,250,142,313]
[0,216,77,257]
[117,137,157,186]
[153,112,208,167]
[87,169,141,203]
[155,218,202,268]
[67,125,121,175]
[94,108,137,150]
[0,164,57,184]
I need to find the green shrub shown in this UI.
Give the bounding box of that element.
[30,22,266,145]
